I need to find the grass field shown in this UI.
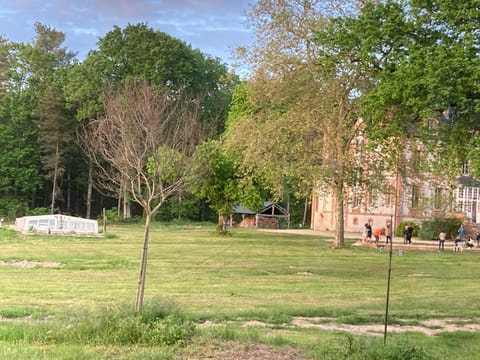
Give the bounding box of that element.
[0,222,479,359]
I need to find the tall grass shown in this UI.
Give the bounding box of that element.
[0,299,193,347]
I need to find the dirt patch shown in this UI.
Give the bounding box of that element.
[176,341,308,360]
[0,260,61,268]
[291,316,480,336]
[199,316,480,337]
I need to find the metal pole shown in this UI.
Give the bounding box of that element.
[384,214,394,344]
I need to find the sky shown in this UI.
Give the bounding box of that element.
[0,0,254,69]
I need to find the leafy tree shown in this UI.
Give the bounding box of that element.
[80,79,203,311]
[34,84,72,213]
[228,0,383,246]
[0,91,42,205]
[66,23,235,130]
[188,140,265,233]
[0,23,75,212]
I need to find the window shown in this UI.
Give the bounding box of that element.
[462,160,469,175]
[411,185,419,208]
[412,148,423,171]
[434,188,443,209]
[353,195,362,208]
[385,189,394,207]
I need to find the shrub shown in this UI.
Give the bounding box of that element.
[395,221,420,238]
[419,218,461,240]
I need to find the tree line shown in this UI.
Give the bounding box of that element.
[0,22,237,222]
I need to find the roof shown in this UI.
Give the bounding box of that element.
[455,176,480,188]
[232,202,289,218]
[232,204,256,215]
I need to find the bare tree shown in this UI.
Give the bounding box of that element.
[80,79,202,311]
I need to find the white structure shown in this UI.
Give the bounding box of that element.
[15,214,98,235]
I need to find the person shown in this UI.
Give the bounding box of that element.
[458,224,466,240]
[404,225,413,245]
[385,224,392,244]
[364,223,372,242]
[362,223,368,242]
[475,231,480,248]
[466,236,475,249]
[373,227,383,245]
[438,230,446,251]
[403,225,409,244]
[454,236,462,252]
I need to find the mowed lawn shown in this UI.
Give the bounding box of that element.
[1,223,480,359]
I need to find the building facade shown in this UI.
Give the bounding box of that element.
[310,137,480,233]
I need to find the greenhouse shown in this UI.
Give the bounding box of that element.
[14,214,98,235]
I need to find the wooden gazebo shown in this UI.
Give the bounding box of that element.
[232,202,290,229]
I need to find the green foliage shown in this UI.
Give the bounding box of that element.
[0,196,28,219]
[25,207,51,216]
[72,23,235,135]
[102,208,118,222]
[395,221,419,238]
[419,218,462,240]
[155,195,216,222]
[45,300,194,346]
[311,336,433,360]
[188,140,265,221]
[147,146,186,185]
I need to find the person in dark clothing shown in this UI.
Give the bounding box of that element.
[404,225,413,244]
[364,223,372,242]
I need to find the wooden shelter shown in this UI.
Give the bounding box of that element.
[232,202,290,229]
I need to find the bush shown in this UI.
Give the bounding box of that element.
[395,221,420,238]
[419,218,461,240]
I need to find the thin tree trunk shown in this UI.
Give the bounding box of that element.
[302,196,309,227]
[66,169,71,213]
[333,184,345,247]
[50,142,60,214]
[117,192,122,219]
[123,190,129,219]
[86,165,93,219]
[135,212,152,312]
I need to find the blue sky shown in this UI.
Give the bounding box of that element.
[0,0,254,68]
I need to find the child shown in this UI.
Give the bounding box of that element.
[373,227,383,245]
[466,237,475,249]
[454,236,462,252]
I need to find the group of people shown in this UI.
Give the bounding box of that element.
[363,222,480,251]
[362,223,392,245]
[438,224,479,252]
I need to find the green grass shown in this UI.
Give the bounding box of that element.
[1,224,480,358]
